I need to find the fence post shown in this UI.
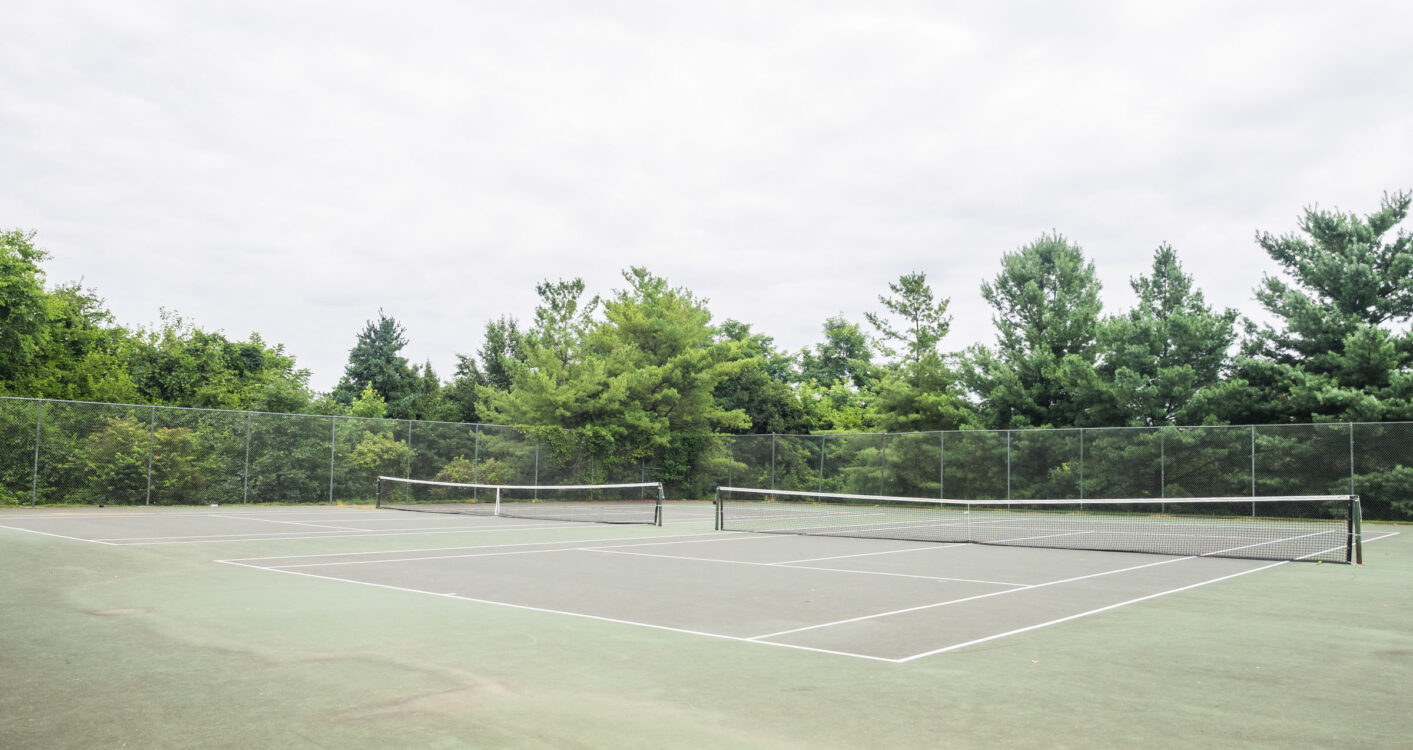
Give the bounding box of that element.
[243,412,251,504]
[1250,424,1256,516]
[819,434,826,493]
[939,431,945,500]
[472,425,480,499]
[879,432,888,496]
[328,417,337,504]
[31,401,42,507]
[1349,422,1355,496]
[770,433,776,490]
[1159,428,1165,512]
[1078,428,1084,504]
[145,406,156,506]
[1006,430,1012,502]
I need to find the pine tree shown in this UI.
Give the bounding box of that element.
[964,233,1103,428]
[333,311,417,418]
[1070,245,1237,426]
[1222,190,1413,422]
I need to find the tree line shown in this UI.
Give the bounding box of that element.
[3,190,1411,465]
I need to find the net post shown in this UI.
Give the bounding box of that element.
[655,483,664,526]
[375,477,382,509]
[1350,495,1363,565]
[714,488,722,531]
[494,487,501,517]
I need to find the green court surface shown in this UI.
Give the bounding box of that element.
[0,503,1409,749]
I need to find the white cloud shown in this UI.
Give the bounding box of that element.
[3,1,1410,389]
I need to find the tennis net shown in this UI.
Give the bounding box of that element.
[378,476,663,526]
[715,487,1362,563]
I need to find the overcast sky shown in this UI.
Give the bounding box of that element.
[3,2,1410,392]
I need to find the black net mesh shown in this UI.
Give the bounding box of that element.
[377,476,661,525]
[716,488,1357,563]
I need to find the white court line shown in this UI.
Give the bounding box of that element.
[269,547,580,567]
[214,528,1403,663]
[217,559,897,663]
[769,530,1092,565]
[585,548,1032,587]
[894,560,1291,661]
[894,531,1405,660]
[223,531,753,563]
[97,517,706,545]
[0,508,390,519]
[749,528,1368,641]
[776,544,966,564]
[209,514,368,532]
[0,523,120,545]
[262,533,777,569]
[747,554,1201,640]
[98,523,556,542]
[757,550,1266,641]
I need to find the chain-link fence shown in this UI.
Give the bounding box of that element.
[1,397,1410,521]
[710,423,1410,522]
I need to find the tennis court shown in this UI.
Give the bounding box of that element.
[1,497,1409,748]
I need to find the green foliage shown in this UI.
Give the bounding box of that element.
[472,457,513,486]
[714,321,809,434]
[965,233,1103,428]
[488,267,748,475]
[433,455,475,484]
[799,316,874,390]
[349,385,388,419]
[868,355,975,432]
[796,380,870,432]
[531,279,599,368]
[65,415,150,505]
[333,311,418,418]
[1074,245,1238,426]
[479,316,527,391]
[0,229,50,388]
[1221,191,1413,423]
[9,190,1413,522]
[864,271,951,366]
[350,430,410,481]
[126,310,311,412]
[860,272,971,432]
